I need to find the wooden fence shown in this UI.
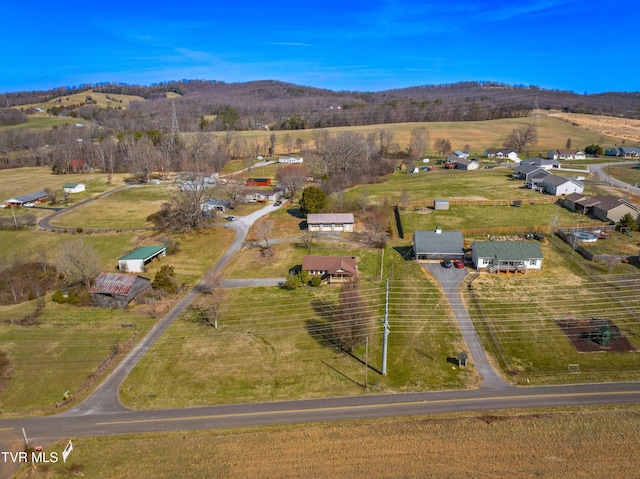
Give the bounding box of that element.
[460,223,607,237]
[402,197,559,208]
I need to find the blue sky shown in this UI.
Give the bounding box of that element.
[2,0,637,94]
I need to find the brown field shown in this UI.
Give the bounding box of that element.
[544,110,640,143]
[17,407,640,479]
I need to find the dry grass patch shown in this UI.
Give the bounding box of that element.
[18,407,640,479]
[545,110,640,143]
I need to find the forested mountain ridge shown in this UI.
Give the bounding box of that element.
[2,80,640,132]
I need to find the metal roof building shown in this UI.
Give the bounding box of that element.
[90,272,151,308]
[118,245,167,272]
[307,213,354,232]
[413,228,465,260]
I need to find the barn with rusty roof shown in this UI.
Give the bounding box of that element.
[90,272,151,308]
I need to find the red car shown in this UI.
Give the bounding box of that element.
[453,259,465,269]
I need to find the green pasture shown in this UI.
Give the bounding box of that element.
[466,238,640,385]
[0,300,155,415]
[49,185,174,229]
[605,162,640,188]
[120,246,473,409]
[0,167,112,201]
[0,116,81,131]
[0,229,137,268]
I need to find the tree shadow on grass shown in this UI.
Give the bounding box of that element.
[307,299,382,377]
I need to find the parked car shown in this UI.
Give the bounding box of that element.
[441,258,453,268]
[23,202,35,208]
[225,215,236,221]
[453,259,465,269]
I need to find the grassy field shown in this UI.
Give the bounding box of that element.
[49,185,174,229]
[465,236,640,384]
[120,243,473,409]
[0,301,155,416]
[187,115,620,159]
[15,406,640,478]
[604,162,640,188]
[10,89,145,112]
[0,168,123,204]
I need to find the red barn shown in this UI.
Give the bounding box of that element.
[246,178,271,187]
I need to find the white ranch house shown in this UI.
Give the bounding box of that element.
[472,241,543,273]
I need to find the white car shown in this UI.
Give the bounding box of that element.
[23,202,35,208]
[225,215,236,221]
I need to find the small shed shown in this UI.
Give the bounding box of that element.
[118,245,167,272]
[434,200,449,210]
[63,183,85,194]
[90,272,151,308]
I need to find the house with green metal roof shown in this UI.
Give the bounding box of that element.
[471,241,543,273]
[118,245,167,272]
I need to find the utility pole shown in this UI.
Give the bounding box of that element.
[364,336,369,390]
[171,101,180,139]
[381,278,390,375]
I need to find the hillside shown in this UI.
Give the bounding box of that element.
[2,80,640,134]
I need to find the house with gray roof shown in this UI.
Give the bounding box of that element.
[619,146,640,157]
[472,241,543,273]
[5,191,49,207]
[513,163,550,181]
[413,227,465,261]
[572,194,639,222]
[521,157,560,169]
[540,175,584,196]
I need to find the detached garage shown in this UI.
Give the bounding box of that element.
[118,245,166,272]
[413,227,465,261]
[307,213,354,232]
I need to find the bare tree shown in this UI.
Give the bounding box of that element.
[269,132,277,156]
[193,272,225,329]
[361,208,390,247]
[57,238,101,288]
[299,229,318,250]
[399,188,411,209]
[377,129,394,157]
[502,125,538,153]
[222,182,243,209]
[407,126,430,160]
[276,163,308,198]
[332,278,373,352]
[434,138,452,156]
[256,219,274,249]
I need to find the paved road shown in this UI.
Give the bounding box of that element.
[589,161,640,195]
